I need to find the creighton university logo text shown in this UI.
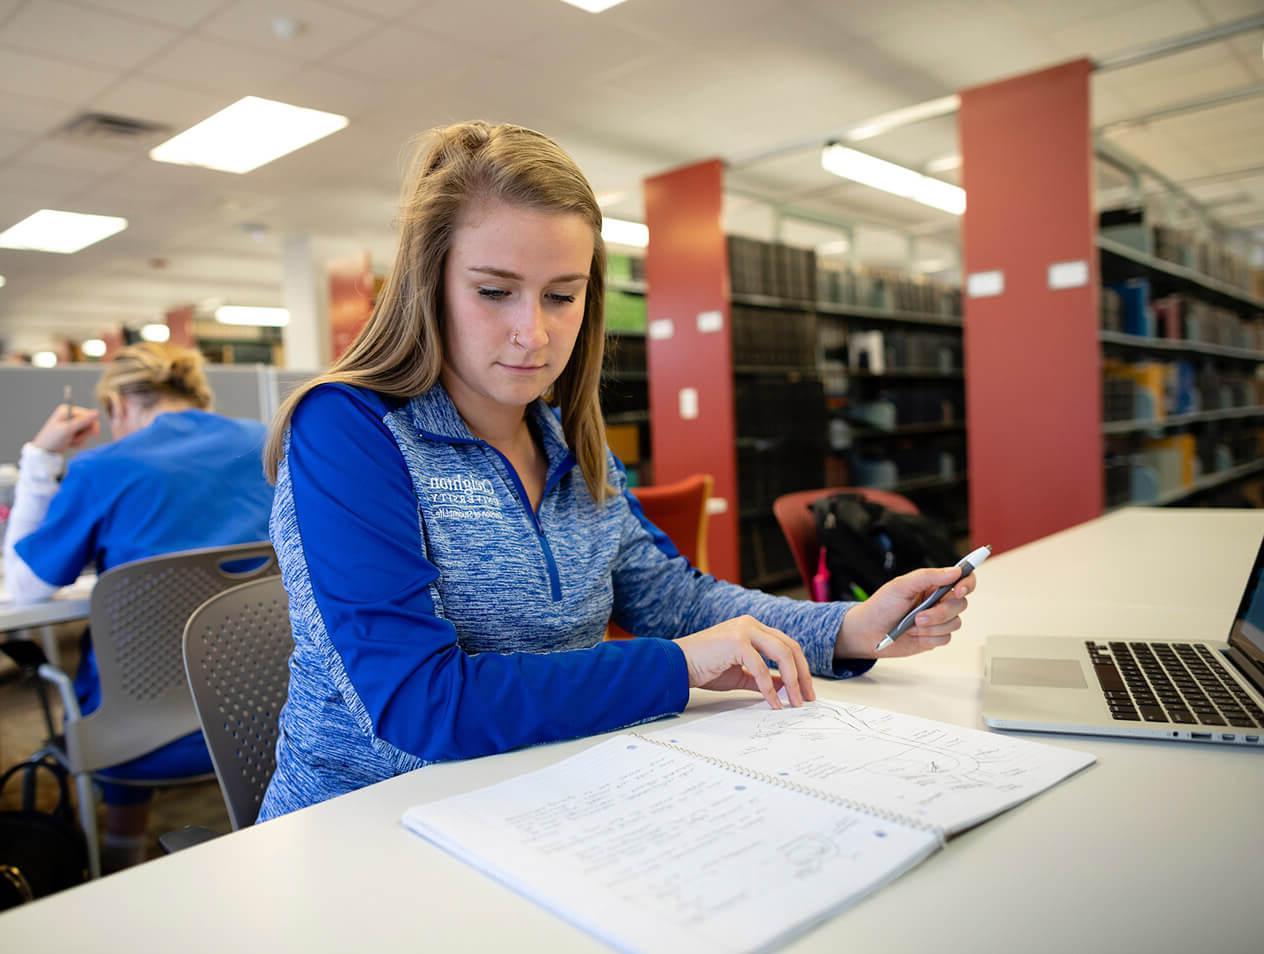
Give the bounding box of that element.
[425,474,503,521]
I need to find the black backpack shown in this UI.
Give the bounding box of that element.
[811,493,959,602]
[0,756,88,910]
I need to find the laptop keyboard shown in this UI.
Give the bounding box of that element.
[1086,641,1264,728]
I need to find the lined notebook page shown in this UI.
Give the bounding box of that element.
[403,734,938,954]
[644,700,1095,835]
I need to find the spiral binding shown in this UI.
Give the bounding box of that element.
[636,733,947,848]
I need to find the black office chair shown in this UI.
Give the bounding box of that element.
[182,576,293,831]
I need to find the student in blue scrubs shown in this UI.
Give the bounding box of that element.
[255,121,979,821]
[3,342,273,869]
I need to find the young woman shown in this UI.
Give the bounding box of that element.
[4,342,274,868]
[258,121,976,821]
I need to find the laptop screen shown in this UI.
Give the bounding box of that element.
[1228,532,1264,670]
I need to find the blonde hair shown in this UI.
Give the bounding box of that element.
[263,121,613,504]
[96,342,212,413]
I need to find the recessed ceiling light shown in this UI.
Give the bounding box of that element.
[559,0,628,11]
[150,96,348,174]
[602,217,648,248]
[140,323,170,343]
[82,338,107,358]
[32,351,58,368]
[0,209,128,254]
[0,275,6,288]
[821,145,966,216]
[215,305,290,327]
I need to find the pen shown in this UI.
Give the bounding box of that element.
[63,384,73,422]
[875,544,992,652]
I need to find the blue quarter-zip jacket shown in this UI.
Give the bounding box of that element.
[257,383,871,821]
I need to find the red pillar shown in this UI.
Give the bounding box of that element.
[959,59,1103,554]
[643,160,739,582]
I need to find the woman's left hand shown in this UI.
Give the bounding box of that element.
[834,565,977,660]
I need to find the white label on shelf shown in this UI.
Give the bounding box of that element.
[678,387,699,420]
[696,310,723,334]
[1048,259,1089,290]
[966,269,1004,298]
[648,318,674,340]
[705,497,728,515]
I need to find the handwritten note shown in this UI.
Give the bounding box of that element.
[644,701,1095,834]
[404,735,936,953]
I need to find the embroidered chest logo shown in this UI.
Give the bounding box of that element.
[424,474,504,522]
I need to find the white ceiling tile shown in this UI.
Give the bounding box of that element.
[0,45,120,103]
[326,21,480,81]
[0,128,35,161]
[0,93,81,136]
[0,0,179,70]
[89,76,228,129]
[197,0,381,61]
[321,0,421,17]
[0,161,95,208]
[1194,0,1264,22]
[1005,0,1159,30]
[77,0,227,29]
[14,137,140,180]
[1047,2,1209,59]
[267,66,390,118]
[142,34,301,97]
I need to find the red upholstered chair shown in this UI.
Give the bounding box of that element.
[607,474,713,639]
[772,487,919,600]
[631,474,714,573]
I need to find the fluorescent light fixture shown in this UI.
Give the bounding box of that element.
[821,144,966,216]
[0,209,128,254]
[925,154,962,174]
[31,351,57,368]
[150,96,349,174]
[0,275,6,288]
[140,323,171,343]
[844,95,960,143]
[81,338,107,358]
[816,239,851,257]
[559,0,628,12]
[913,258,950,274]
[602,217,648,248]
[215,305,290,327]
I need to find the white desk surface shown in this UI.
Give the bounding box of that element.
[0,574,93,634]
[5,508,1263,952]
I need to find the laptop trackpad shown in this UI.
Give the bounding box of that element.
[991,658,1088,689]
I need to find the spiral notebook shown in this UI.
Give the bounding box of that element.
[402,700,1095,953]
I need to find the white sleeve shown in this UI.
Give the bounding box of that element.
[2,443,64,604]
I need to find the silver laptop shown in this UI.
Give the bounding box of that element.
[983,532,1264,747]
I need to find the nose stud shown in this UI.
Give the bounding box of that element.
[512,330,521,347]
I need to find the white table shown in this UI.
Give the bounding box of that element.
[4,508,1263,952]
[0,576,94,634]
[0,574,94,670]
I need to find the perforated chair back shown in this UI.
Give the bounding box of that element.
[772,487,919,597]
[67,542,279,774]
[183,576,292,830]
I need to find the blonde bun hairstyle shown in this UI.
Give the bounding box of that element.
[96,342,213,413]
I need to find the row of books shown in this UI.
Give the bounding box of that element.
[1102,282,1264,349]
[1101,220,1258,297]
[735,376,826,440]
[727,235,964,316]
[1103,360,1264,422]
[737,440,826,513]
[728,236,818,301]
[1104,426,1264,506]
[731,306,818,368]
[834,388,964,437]
[818,324,963,376]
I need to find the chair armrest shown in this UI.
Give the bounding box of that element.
[158,825,221,854]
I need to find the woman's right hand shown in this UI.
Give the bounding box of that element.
[31,405,100,454]
[675,615,815,710]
